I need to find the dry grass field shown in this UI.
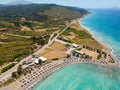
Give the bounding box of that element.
[51,41,67,51]
[41,48,67,60]
[81,48,99,59]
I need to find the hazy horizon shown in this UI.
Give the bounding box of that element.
[0,0,120,9]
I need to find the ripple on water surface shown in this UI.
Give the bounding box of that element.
[32,64,120,90]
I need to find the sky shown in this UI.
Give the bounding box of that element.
[0,0,120,9]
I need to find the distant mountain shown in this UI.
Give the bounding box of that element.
[7,0,33,5]
[0,4,6,7]
[0,4,89,25]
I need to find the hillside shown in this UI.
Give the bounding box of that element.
[0,4,88,24]
[0,4,88,65]
[0,4,6,7]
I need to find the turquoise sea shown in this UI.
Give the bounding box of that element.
[33,9,120,90]
[81,9,120,59]
[33,64,120,90]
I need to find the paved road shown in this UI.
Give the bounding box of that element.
[0,20,75,82]
[2,33,31,38]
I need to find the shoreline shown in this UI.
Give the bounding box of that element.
[25,57,116,90]
[1,14,120,90]
[78,16,119,64]
[27,17,120,90]
[79,20,112,53]
[2,16,119,90]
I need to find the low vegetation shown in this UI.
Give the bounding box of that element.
[0,4,88,26]
[0,36,34,65]
[51,41,67,51]
[0,4,88,66]
[83,45,107,59]
[0,78,15,87]
[1,63,15,73]
[11,64,33,79]
[60,27,103,50]
[62,28,92,39]
[31,34,50,46]
[62,28,94,45]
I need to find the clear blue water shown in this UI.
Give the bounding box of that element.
[80,9,120,59]
[32,9,120,90]
[33,64,120,90]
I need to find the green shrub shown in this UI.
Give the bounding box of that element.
[1,63,15,73]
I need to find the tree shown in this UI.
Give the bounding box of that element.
[83,45,85,48]
[72,52,76,56]
[104,53,107,58]
[77,53,80,57]
[1,63,15,73]
[31,36,36,44]
[97,49,101,54]
[85,55,89,59]
[11,71,17,78]
[97,54,102,60]
[22,61,26,65]
[38,59,42,64]
[38,39,46,46]
[102,52,107,58]
[17,64,23,75]
[67,55,71,58]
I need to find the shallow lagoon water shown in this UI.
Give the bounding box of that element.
[33,64,120,90]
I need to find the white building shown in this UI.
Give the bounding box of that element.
[72,43,79,48]
[34,56,47,64]
[38,56,47,62]
[34,58,39,64]
[74,50,84,55]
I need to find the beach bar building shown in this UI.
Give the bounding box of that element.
[38,57,47,62]
[34,58,39,64]
[34,56,47,64]
[72,43,79,48]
